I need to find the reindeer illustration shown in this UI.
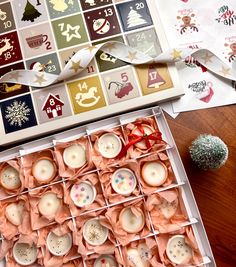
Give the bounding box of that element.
[0,37,13,57]
[177,12,198,34]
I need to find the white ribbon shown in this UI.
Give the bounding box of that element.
[0,41,235,88]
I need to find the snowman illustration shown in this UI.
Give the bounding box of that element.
[93,18,110,35]
[50,0,74,12]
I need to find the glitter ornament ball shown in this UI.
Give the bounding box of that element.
[189,134,228,170]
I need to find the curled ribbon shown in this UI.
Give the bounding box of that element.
[118,123,165,159]
[0,41,236,88]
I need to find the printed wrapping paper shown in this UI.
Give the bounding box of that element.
[156,0,236,113]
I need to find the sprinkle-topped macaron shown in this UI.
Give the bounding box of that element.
[94,255,118,267]
[0,165,21,190]
[70,181,96,208]
[32,157,57,184]
[38,192,61,217]
[166,235,193,264]
[46,232,72,256]
[141,161,168,187]
[63,144,87,169]
[83,218,108,246]
[98,133,122,159]
[111,168,137,196]
[13,242,37,266]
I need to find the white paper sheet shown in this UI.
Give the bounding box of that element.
[156,0,236,112]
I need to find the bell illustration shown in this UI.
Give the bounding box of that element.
[100,52,117,63]
[147,65,166,88]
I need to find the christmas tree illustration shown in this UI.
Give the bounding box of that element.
[21,0,42,22]
[127,7,147,28]
[147,66,166,88]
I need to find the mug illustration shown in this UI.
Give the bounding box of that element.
[26,34,51,50]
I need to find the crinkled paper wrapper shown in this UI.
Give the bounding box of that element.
[146,188,189,233]
[64,173,105,217]
[123,117,167,158]
[90,128,127,170]
[99,160,141,204]
[28,183,71,230]
[105,198,151,246]
[138,152,175,195]
[54,137,94,179]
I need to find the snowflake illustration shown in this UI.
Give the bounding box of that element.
[5,100,31,127]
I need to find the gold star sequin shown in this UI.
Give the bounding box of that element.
[127,51,138,62]
[69,60,83,73]
[201,52,214,64]
[86,45,97,53]
[219,66,231,77]
[171,49,182,60]
[34,74,47,85]
[8,71,22,81]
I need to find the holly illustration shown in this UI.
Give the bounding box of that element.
[21,0,42,22]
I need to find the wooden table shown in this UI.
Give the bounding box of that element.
[166,105,236,267]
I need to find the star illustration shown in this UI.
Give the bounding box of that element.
[34,74,47,85]
[86,45,97,53]
[171,49,182,60]
[127,51,138,62]
[69,60,83,73]
[219,66,231,77]
[8,71,22,81]
[61,24,81,42]
[201,52,214,64]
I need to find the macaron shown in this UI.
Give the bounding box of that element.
[38,192,61,217]
[166,235,193,264]
[5,201,24,226]
[32,157,57,184]
[63,144,87,169]
[46,232,72,256]
[0,165,21,190]
[119,207,145,234]
[13,242,37,266]
[141,161,168,187]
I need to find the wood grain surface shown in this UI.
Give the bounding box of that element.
[165,105,236,267]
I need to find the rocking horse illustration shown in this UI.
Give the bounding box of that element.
[75,86,100,107]
[108,81,134,99]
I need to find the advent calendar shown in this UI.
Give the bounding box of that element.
[0,0,182,146]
